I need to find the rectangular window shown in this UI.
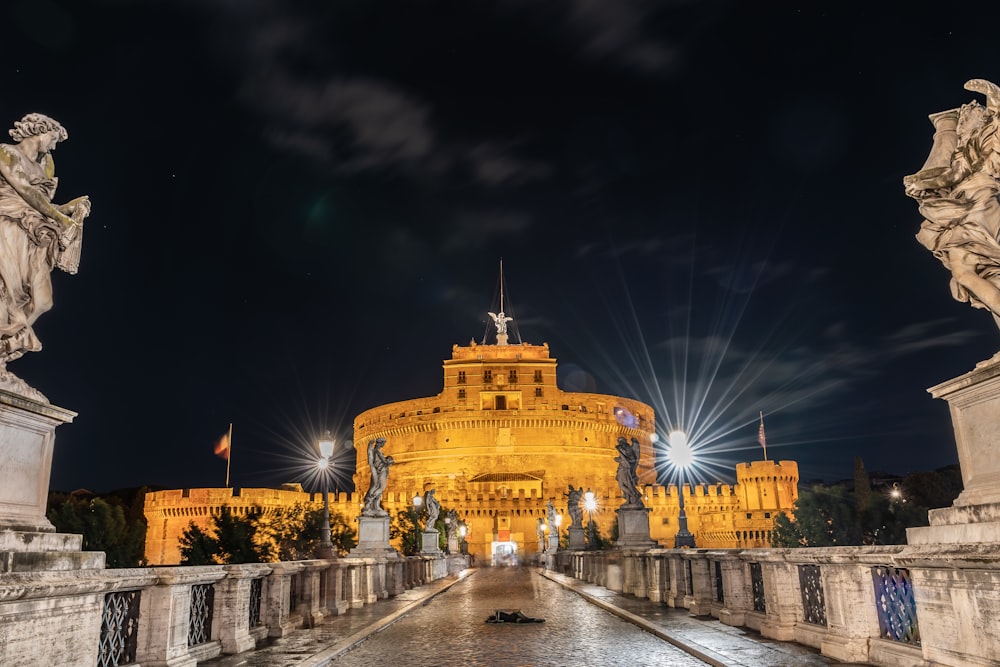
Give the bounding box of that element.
[457,371,466,384]
[746,513,753,519]
[509,370,517,383]
[496,395,507,410]
[458,389,466,399]
[764,512,771,519]
[483,370,493,383]
[534,387,543,397]
[533,370,542,382]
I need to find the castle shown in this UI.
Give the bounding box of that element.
[144,308,798,565]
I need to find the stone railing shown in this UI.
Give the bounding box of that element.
[551,545,1000,667]
[3,553,468,667]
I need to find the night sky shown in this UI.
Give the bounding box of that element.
[7,1,999,493]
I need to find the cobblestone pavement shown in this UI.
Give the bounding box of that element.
[328,566,710,667]
[203,567,868,667]
[539,570,862,667]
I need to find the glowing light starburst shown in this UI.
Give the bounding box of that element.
[565,231,872,485]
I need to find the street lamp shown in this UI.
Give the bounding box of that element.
[584,489,597,549]
[317,432,336,557]
[669,430,696,548]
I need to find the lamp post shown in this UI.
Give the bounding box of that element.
[317,432,336,557]
[669,430,696,548]
[584,489,597,549]
[411,493,422,555]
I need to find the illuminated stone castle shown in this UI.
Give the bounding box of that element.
[144,311,798,565]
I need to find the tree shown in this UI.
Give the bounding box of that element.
[177,507,269,565]
[901,465,962,509]
[47,493,146,567]
[259,503,356,560]
[214,507,270,564]
[854,457,871,514]
[179,523,218,565]
[391,508,421,556]
[770,485,861,547]
[771,510,802,547]
[178,504,359,564]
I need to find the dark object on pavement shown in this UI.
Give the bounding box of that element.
[485,610,545,623]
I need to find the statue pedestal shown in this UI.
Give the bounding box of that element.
[909,357,1000,544]
[0,391,76,533]
[0,390,89,570]
[350,515,398,557]
[546,533,559,553]
[615,507,657,549]
[568,527,586,550]
[420,530,441,554]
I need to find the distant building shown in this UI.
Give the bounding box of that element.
[144,309,798,564]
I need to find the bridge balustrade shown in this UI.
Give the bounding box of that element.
[552,545,994,666]
[86,554,463,667]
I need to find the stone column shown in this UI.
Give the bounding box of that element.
[816,556,881,663]
[383,556,406,597]
[216,563,272,655]
[918,109,960,172]
[717,555,749,627]
[324,561,349,615]
[135,566,226,667]
[645,551,669,603]
[665,554,688,609]
[758,557,799,641]
[263,561,304,638]
[686,555,714,615]
[296,560,331,627]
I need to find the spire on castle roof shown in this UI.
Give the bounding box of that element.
[484,259,520,345]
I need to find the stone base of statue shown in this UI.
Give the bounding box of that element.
[420,530,441,554]
[350,515,398,557]
[447,535,459,554]
[568,527,586,550]
[546,533,559,553]
[615,507,657,549]
[0,390,77,532]
[0,390,113,665]
[909,357,1000,544]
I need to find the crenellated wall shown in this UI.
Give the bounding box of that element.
[144,459,798,564]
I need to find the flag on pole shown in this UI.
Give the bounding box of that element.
[757,411,768,460]
[214,433,230,461]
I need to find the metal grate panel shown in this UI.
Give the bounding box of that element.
[188,583,215,646]
[872,565,920,645]
[249,578,263,628]
[714,561,724,603]
[98,590,140,667]
[750,562,766,613]
[798,564,827,626]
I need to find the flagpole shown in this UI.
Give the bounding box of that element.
[226,422,233,488]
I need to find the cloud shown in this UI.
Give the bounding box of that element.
[444,211,535,252]
[563,0,678,73]
[466,142,552,187]
[246,74,436,171]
